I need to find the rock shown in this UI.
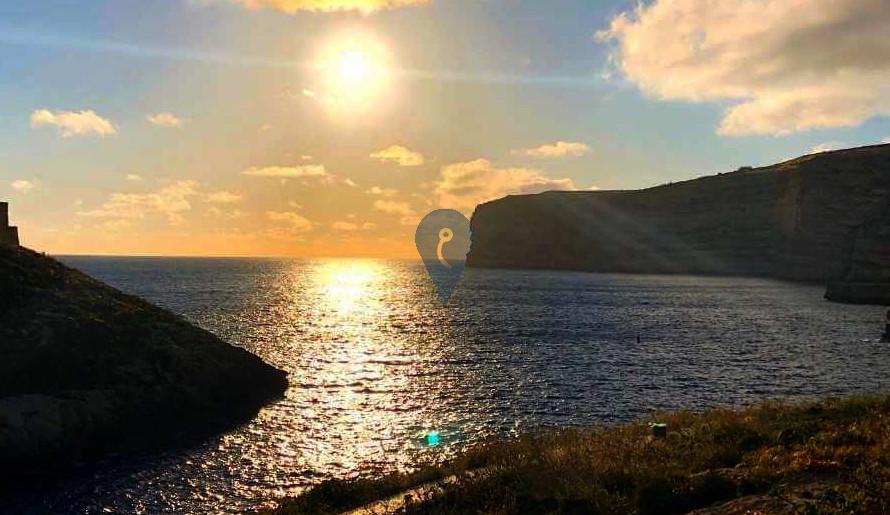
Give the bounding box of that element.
[0,245,288,476]
[467,143,890,305]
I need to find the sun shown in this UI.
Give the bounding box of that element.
[336,51,373,82]
[317,32,392,111]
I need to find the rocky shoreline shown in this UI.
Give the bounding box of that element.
[0,244,288,476]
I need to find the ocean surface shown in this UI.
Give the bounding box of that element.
[5,257,890,514]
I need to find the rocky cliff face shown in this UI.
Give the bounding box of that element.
[468,144,890,304]
[0,245,288,475]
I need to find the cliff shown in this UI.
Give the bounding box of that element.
[0,245,288,475]
[468,144,890,304]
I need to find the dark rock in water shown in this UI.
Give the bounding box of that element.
[0,245,288,476]
[467,144,890,305]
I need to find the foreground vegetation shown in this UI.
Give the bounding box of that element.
[273,393,890,514]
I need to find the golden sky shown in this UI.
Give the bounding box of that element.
[2,0,888,257]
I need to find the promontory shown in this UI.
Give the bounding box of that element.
[468,144,890,305]
[0,244,288,475]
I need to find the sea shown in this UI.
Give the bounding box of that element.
[3,256,889,514]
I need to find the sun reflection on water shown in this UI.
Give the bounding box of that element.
[313,260,386,318]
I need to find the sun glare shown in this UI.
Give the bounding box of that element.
[336,51,372,82]
[317,32,391,111]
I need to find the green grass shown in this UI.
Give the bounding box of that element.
[272,393,890,514]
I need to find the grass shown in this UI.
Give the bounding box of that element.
[271,393,890,514]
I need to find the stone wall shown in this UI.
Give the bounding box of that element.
[0,203,19,246]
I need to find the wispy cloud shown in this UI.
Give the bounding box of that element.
[126,174,143,181]
[331,220,375,231]
[808,142,844,155]
[372,199,414,216]
[146,112,185,128]
[518,141,590,158]
[10,179,36,193]
[206,191,243,204]
[366,186,398,197]
[370,145,425,167]
[78,180,200,224]
[242,165,327,178]
[436,159,576,211]
[30,109,117,138]
[266,210,314,237]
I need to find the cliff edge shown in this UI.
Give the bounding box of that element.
[0,245,288,475]
[467,144,890,304]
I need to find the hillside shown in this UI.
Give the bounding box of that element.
[467,144,890,304]
[0,244,288,475]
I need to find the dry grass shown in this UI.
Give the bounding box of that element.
[272,394,890,514]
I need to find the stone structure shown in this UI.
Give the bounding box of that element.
[0,202,19,246]
[468,144,890,304]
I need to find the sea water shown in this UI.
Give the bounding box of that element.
[4,257,888,514]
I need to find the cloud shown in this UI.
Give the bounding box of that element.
[435,159,577,211]
[519,141,590,158]
[146,112,185,128]
[126,174,143,181]
[366,186,398,197]
[206,191,243,204]
[372,199,414,217]
[11,180,36,193]
[242,165,327,178]
[30,109,117,138]
[332,221,359,231]
[808,142,844,154]
[266,210,314,234]
[370,145,425,167]
[883,136,890,144]
[598,0,890,136]
[232,0,430,14]
[78,180,200,224]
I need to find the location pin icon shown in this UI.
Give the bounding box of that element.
[415,209,471,305]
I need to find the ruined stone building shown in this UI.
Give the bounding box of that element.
[1,202,20,246]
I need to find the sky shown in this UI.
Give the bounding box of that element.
[1,0,888,257]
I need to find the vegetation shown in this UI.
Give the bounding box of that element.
[273,393,890,514]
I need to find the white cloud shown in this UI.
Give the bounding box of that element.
[435,159,577,211]
[30,109,117,138]
[146,112,185,128]
[599,0,890,136]
[206,191,243,204]
[231,0,430,14]
[78,180,200,224]
[242,165,327,178]
[126,174,143,181]
[519,141,590,158]
[11,180,36,193]
[343,178,357,187]
[370,145,425,167]
[883,136,890,144]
